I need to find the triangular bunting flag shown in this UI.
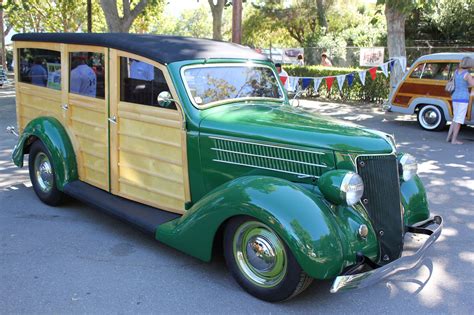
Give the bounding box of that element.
[358,71,366,86]
[288,76,299,92]
[280,75,288,85]
[389,60,396,72]
[347,73,355,87]
[369,67,377,80]
[336,75,345,92]
[313,78,323,92]
[380,62,389,78]
[325,76,335,92]
[302,78,312,90]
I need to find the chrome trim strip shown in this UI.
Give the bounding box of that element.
[330,215,443,293]
[212,159,320,178]
[210,136,326,156]
[210,147,328,168]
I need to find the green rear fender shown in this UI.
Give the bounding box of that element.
[12,117,78,190]
[401,175,430,225]
[157,176,353,279]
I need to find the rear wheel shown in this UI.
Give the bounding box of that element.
[223,216,313,302]
[28,140,64,206]
[417,105,446,131]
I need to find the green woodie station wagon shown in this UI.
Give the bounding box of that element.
[10,33,442,302]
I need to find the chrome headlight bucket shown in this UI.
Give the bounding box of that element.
[318,170,364,206]
[399,153,418,181]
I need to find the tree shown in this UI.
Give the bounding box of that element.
[4,0,86,32]
[99,0,152,32]
[377,0,432,88]
[232,0,243,43]
[208,0,227,40]
[171,6,212,38]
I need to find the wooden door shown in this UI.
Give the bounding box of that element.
[109,50,189,214]
[63,45,109,191]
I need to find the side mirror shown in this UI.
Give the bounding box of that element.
[157,91,175,108]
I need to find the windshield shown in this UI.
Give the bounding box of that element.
[182,65,284,107]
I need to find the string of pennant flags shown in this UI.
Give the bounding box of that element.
[279,57,407,93]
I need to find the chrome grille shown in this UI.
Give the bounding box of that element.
[210,136,327,178]
[357,154,403,264]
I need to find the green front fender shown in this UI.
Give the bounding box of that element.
[401,175,430,225]
[156,176,372,279]
[12,117,78,190]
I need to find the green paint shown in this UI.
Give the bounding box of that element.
[156,176,378,280]
[12,117,78,190]
[401,175,430,225]
[317,170,350,205]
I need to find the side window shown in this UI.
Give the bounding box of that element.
[409,63,424,79]
[119,57,176,110]
[69,52,105,99]
[421,63,450,80]
[18,48,61,90]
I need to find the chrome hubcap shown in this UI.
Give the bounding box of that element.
[423,109,439,125]
[233,221,287,288]
[34,152,53,193]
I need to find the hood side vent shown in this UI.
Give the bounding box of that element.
[210,136,327,178]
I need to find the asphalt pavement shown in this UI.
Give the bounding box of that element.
[1,84,473,314]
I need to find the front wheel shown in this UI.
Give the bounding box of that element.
[417,105,446,131]
[223,216,313,302]
[28,140,64,206]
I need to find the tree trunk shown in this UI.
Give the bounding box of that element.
[316,0,328,31]
[208,0,225,40]
[87,0,92,33]
[99,0,149,32]
[385,3,406,90]
[0,0,6,71]
[232,0,242,44]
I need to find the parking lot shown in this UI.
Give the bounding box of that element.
[1,84,473,314]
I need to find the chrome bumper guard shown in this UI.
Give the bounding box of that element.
[330,215,443,293]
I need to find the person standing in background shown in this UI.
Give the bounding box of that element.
[29,57,47,86]
[70,55,97,98]
[446,57,474,144]
[321,53,333,67]
[296,54,304,66]
[275,63,289,90]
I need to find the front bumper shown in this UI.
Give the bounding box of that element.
[330,215,443,293]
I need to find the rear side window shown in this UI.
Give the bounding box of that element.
[69,52,105,99]
[409,63,424,78]
[18,48,61,90]
[420,63,450,80]
[119,57,176,110]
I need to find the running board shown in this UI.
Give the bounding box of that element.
[63,181,181,235]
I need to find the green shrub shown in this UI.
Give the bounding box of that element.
[284,65,389,103]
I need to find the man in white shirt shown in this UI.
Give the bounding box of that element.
[275,63,289,90]
[70,56,97,98]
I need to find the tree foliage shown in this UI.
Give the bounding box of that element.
[4,0,87,32]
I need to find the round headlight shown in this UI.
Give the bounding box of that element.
[318,170,364,206]
[341,172,364,206]
[400,153,418,181]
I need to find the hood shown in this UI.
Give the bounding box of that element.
[199,103,393,154]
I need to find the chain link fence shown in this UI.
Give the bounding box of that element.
[263,46,474,68]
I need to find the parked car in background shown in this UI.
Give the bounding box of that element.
[10,33,442,302]
[386,52,474,131]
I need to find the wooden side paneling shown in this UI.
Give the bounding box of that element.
[64,45,109,190]
[116,101,186,213]
[17,83,62,130]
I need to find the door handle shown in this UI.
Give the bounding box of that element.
[61,104,69,111]
[108,115,117,124]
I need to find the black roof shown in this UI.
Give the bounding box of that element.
[12,33,268,64]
